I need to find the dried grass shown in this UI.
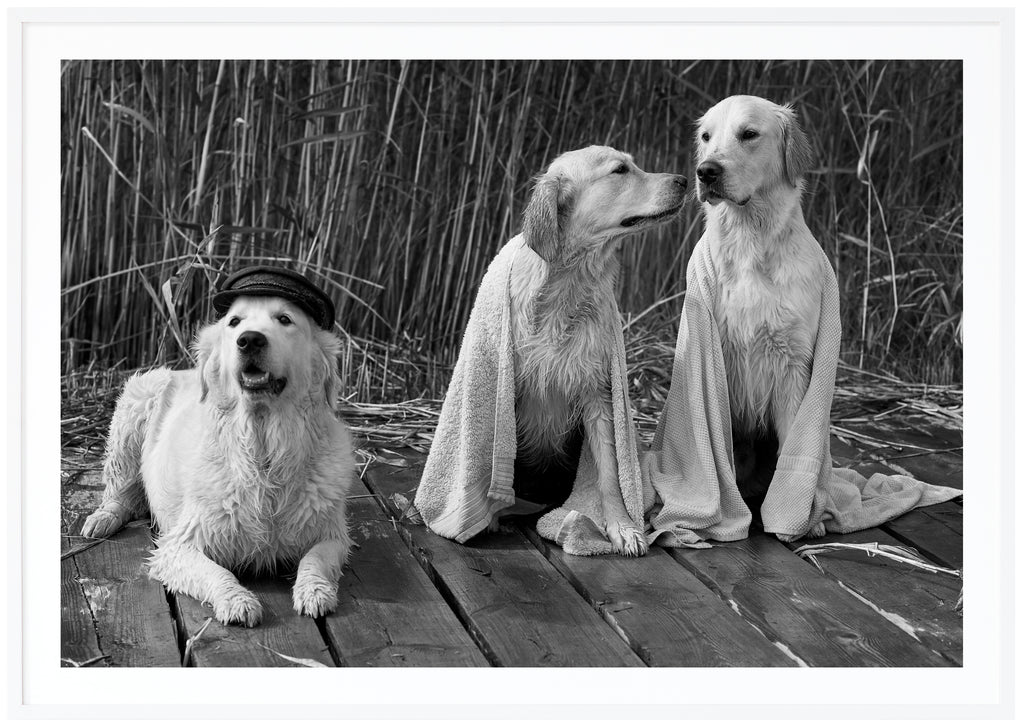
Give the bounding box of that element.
[61,321,963,464]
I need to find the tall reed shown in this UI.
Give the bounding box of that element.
[61,59,963,394]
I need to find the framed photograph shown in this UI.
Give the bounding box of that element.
[10,5,1013,722]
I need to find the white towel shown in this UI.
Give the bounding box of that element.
[643,236,962,544]
[414,235,651,555]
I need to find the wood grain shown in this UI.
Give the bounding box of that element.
[174,577,335,667]
[786,527,962,665]
[321,482,489,667]
[883,505,964,570]
[364,460,644,667]
[669,533,951,667]
[523,528,796,666]
[69,472,179,667]
[60,556,107,667]
[74,523,181,667]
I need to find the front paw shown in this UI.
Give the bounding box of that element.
[607,521,648,557]
[293,575,339,618]
[213,587,263,627]
[81,509,124,539]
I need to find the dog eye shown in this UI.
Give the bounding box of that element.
[741,129,759,140]
[227,317,240,328]
[700,131,710,142]
[278,314,293,326]
[611,163,629,175]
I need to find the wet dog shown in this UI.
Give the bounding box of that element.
[693,95,820,517]
[82,286,354,626]
[511,145,687,555]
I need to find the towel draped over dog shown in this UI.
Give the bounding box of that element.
[414,235,651,555]
[642,236,962,545]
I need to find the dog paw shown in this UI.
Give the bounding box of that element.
[293,576,339,619]
[808,521,827,538]
[213,588,263,627]
[81,509,124,539]
[607,521,648,558]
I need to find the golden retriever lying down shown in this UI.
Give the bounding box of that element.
[82,271,354,627]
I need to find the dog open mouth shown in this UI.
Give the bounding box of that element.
[239,363,287,395]
[620,204,684,228]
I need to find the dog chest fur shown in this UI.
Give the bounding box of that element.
[510,247,617,464]
[707,208,823,433]
[139,370,351,571]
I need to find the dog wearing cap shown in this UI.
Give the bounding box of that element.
[82,266,354,627]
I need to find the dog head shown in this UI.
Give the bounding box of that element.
[694,95,814,208]
[195,296,342,411]
[522,145,687,262]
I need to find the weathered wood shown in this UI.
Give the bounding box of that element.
[883,505,964,570]
[364,459,645,667]
[832,421,963,489]
[831,436,964,570]
[174,577,334,667]
[321,483,489,667]
[668,533,951,667]
[74,523,181,667]
[67,471,179,667]
[60,466,104,553]
[60,557,107,667]
[785,528,962,665]
[523,528,796,667]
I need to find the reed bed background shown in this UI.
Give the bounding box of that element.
[61,59,963,409]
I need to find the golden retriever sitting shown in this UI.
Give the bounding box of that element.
[693,95,820,516]
[82,268,354,626]
[511,145,687,556]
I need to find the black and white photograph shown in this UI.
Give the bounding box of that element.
[59,56,966,666]
[9,6,1015,723]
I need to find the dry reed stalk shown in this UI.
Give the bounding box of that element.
[61,60,962,386]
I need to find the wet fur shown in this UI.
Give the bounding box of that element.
[695,95,824,493]
[81,298,354,626]
[510,145,686,555]
[512,244,619,468]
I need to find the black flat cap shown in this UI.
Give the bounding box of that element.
[212,266,336,330]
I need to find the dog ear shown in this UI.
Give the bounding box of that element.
[314,329,343,410]
[780,105,814,187]
[193,323,221,403]
[522,174,564,262]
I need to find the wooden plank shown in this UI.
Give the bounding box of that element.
[74,522,181,667]
[522,529,796,666]
[883,505,964,570]
[60,557,107,667]
[60,466,104,552]
[61,470,179,667]
[174,577,335,667]
[364,459,645,667]
[321,483,489,667]
[833,421,962,489]
[668,533,951,667]
[784,528,962,665]
[831,434,964,571]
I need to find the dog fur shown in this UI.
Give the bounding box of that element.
[511,145,687,556]
[693,94,822,514]
[81,296,354,626]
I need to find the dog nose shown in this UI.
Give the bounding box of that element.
[672,175,688,189]
[236,331,267,353]
[696,162,722,183]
